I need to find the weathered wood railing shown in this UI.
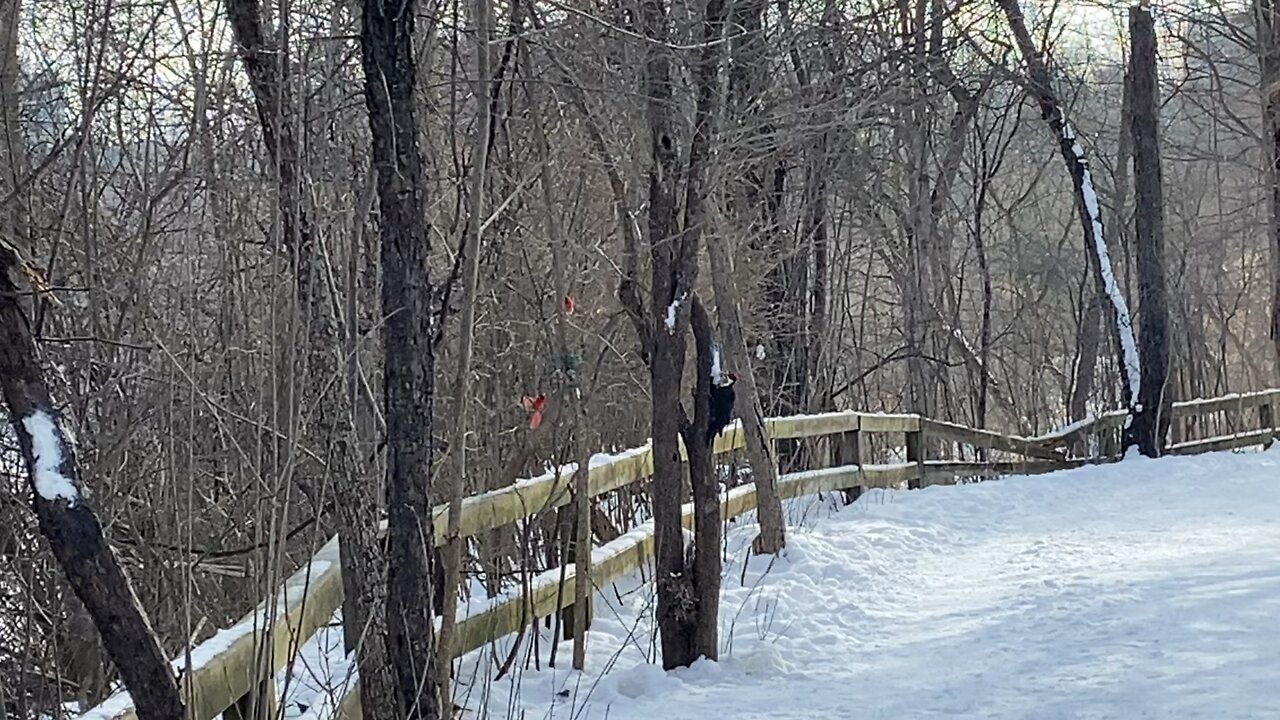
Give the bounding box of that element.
[79,389,1280,720]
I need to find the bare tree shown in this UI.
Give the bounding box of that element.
[361,0,440,714]
[1126,3,1172,456]
[223,0,397,713]
[1,246,184,719]
[715,0,785,554]
[633,0,730,667]
[0,0,19,247]
[9,0,1280,707]
[1258,0,1280,371]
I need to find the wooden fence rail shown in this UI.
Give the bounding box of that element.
[79,390,1280,720]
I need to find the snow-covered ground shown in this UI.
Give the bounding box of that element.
[285,446,1280,719]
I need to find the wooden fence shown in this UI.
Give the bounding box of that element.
[78,389,1280,720]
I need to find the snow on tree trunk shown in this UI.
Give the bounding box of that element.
[1,251,186,720]
[995,0,1142,417]
[639,0,731,668]
[1064,119,1142,408]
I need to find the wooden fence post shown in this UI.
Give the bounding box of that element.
[558,505,576,640]
[1261,403,1275,450]
[224,673,278,720]
[906,428,924,489]
[1169,414,1184,446]
[571,464,592,669]
[560,518,593,645]
[1101,427,1120,459]
[833,430,863,504]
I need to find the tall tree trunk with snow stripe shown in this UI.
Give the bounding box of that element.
[1126,5,1172,457]
[995,0,1142,421]
[0,250,185,720]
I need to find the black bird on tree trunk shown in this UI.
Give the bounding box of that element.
[706,372,737,445]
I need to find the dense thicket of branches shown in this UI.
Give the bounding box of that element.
[0,0,1273,712]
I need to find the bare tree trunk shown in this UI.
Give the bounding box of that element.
[705,235,785,553]
[638,0,728,668]
[4,4,177,715]
[362,0,440,715]
[715,0,783,551]
[1070,287,1103,422]
[0,0,22,249]
[0,252,184,720]
[1113,59,1135,304]
[342,175,393,692]
[1125,4,1171,456]
[973,153,995,428]
[224,0,318,430]
[901,0,936,419]
[684,296,720,660]
[639,0,697,663]
[1069,68,1135,424]
[1258,0,1280,372]
[436,0,491,707]
[1070,59,1134,423]
[807,163,830,407]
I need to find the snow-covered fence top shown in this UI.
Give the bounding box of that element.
[78,390,1280,720]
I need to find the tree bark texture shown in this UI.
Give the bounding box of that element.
[362,0,440,715]
[0,252,184,720]
[1125,5,1171,456]
[1070,285,1103,423]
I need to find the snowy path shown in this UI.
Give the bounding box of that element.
[484,448,1280,719]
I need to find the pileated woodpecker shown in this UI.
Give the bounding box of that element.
[706,373,737,445]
